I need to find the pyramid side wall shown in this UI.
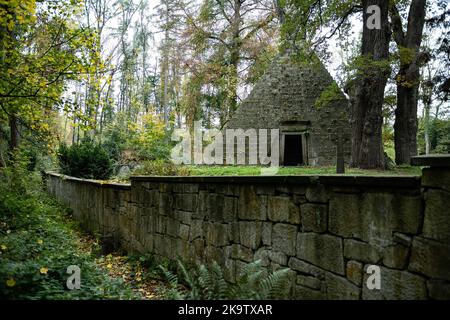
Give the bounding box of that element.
[225,55,351,166]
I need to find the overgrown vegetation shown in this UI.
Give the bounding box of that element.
[159,260,291,300]
[0,157,138,299]
[131,159,191,177]
[57,137,113,180]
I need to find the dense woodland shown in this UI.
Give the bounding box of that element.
[0,0,449,176]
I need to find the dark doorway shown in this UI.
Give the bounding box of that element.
[284,135,303,166]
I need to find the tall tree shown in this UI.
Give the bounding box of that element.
[350,0,391,168]
[389,0,427,164]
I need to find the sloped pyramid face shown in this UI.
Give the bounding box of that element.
[225,53,351,166]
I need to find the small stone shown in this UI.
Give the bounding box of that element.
[346,260,363,286]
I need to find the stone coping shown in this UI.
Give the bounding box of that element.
[46,171,421,188]
[45,172,131,190]
[130,174,421,188]
[411,154,450,167]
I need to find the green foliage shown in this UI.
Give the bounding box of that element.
[418,117,450,154]
[102,112,172,163]
[0,162,139,300]
[131,159,191,176]
[314,82,344,108]
[158,259,291,300]
[57,137,113,179]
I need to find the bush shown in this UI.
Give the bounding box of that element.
[58,137,113,179]
[131,159,191,176]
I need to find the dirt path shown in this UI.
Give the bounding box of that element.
[77,233,166,300]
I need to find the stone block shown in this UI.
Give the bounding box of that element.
[329,193,361,238]
[422,168,450,192]
[166,218,179,237]
[262,222,272,246]
[179,224,190,241]
[305,184,329,203]
[362,266,427,300]
[423,189,450,242]
[427,280,450,300]
[205,245,225,265]
[325,272,360,300]
[238,186,266,220]
[268,250,288,265]
[382,244,409,269]
[296,275,321,290]
[254,248,270,266]
[344,239,382,264]
[288,258,325,279]
[346,260,363,286]
[174,210,192,224]
[175,194,197,212]
[231,244,253,262]
[205,223,229,247]
[268,196,300,224]
[300,203,327,232]
[296,233,344,275]
[409,236,450,281]
[272,223,297,256]
[239,221,262,249]
[293,285,323,300]
[330,192,421,246]
[189,219,203,241]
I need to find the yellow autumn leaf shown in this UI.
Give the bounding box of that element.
[37,239,43,245]
[6,278,16,287]
[106,263,112,269]
[40,267,48,275]
[0,245,6,250]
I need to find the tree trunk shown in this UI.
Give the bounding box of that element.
[390,0,426,164]
[222,0,242,125]
[9,114,20,151]
[350,0,391,169]
[424,103,430,154]
[394,83,419,161]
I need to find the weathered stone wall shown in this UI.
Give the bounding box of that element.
[46,171,450,300]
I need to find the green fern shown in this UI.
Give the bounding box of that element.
[158,259,291,300]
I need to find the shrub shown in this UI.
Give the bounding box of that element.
[57,137,113,179]
[131,159,191,176]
